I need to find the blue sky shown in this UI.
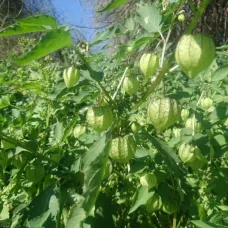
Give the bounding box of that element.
[52,0,96,41]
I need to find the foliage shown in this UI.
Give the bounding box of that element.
[0,1,228,228]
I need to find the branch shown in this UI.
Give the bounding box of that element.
[71,22,112,30]
[186,0,212,34]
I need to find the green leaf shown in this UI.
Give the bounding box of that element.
[27,211,51,228]
[211,65,228,82]
[66,133,111,228]
[97,0,128,13]
[125,17,135,32]
[81,70,103,82]
[90,27,117,47]
[0,15,58,37]
[0,95,10,109]
[54,120,64,144]
[25,184,57,223]
[129,187,154,214]
[135,2,162,33]
[191,220,215,228]
[16,15,58,27]
[14,27,72,65]
[61,117,78,142]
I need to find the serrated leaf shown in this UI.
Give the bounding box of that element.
[66,133,111,228]
[125,17,135,32]
[26,184,56,222]
[211,65,228,82]
[14,27,72,65]
[90,27,116,47]
[97,0,128,13]
[27,211,51,228]
[129,187,154,214]
[0,15,58,37]
[135,2,162,33]
[0,95,10,109]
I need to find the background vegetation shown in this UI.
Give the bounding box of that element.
[0,0,227,227]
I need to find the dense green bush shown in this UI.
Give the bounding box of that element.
[0,1,228,227]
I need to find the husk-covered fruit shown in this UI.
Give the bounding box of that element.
[181,109,189,121]
[173,128,181,138]
[188,149,207,170]
[200,97,213,110]
[131,122,140,133]
[178,14,185,22]
[86,106,113,133]
[63,66,80,88]
[178,144,199,163]
[161,199,178,214]
[175,34,216,78]
[122,75,139,95]
[147,97,180,132]
[185,117,202,132]
[140,173,157,189]
[73,124,86,138]
[146,193,162,213]
[139,53,159,78]
[109,135,136,163]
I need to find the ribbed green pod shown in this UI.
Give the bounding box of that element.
[139,53,159,78]
[86,106,113,133]
[175,34,215,78]
[122,75,139,95]
[109,135,136,163]
[147,97,180,132]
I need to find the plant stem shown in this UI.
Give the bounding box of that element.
[112,67,129,100]
[186,0,212,34]
[132,53,174,110]
[160,28,171,68]
[72,46,117,108]
[172,212,177,228]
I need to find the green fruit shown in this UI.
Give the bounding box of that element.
[188,149,207,170]
[175,34,216,78]
[25,165,45,184]
[178,14,185,22]
[178,144,199,163]
[139,53,159,78]
[73,124,86,138]
[181,109,189,121]
[161,199,178,214]
[140,173,157,189]
[86,106,114,133]
[173,127,181,138]
[109,135,136,163]
[122,75,139,95]
[63,66,80,88]
[185,117,202,132]
[200,97,213,110]
[146,193,162,213]
[131,122,140,133]
[147,97,180,132]
[127,46,133,52]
